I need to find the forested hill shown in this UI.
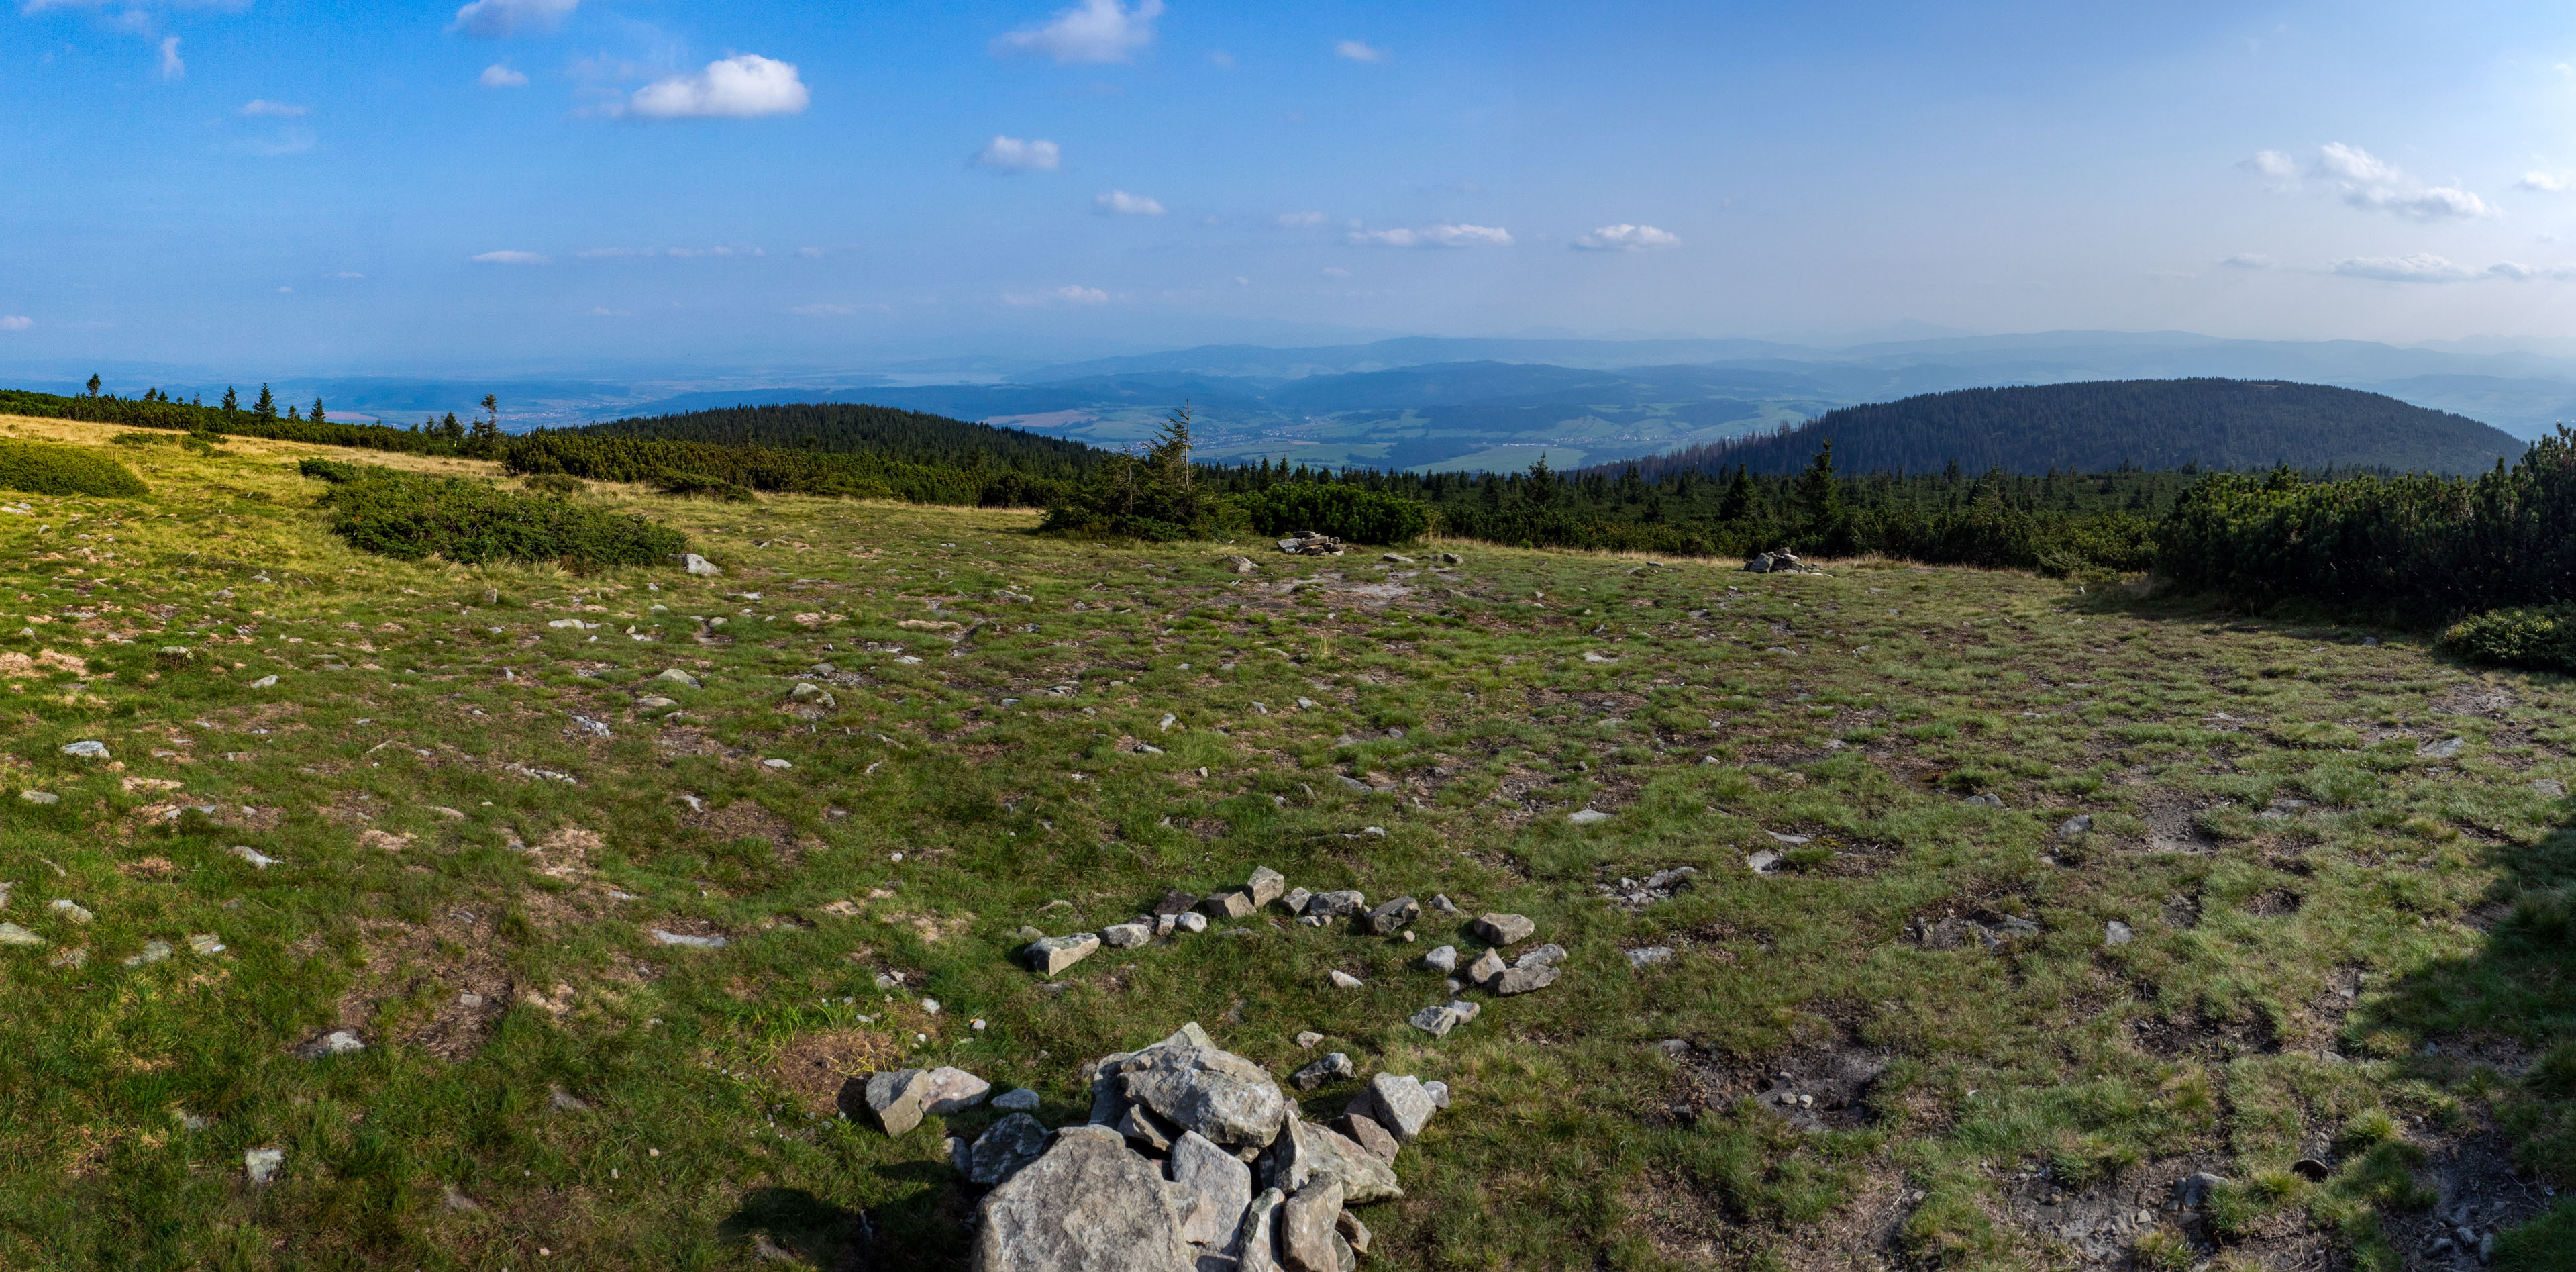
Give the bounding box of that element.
[577,401,1104,478]
[1627,378,2526,478]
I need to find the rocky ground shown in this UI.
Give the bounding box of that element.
[0,411,2569,1270]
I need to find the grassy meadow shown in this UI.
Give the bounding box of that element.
[0,412,2567,1270]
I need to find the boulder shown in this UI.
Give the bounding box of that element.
[968,1112,1050,1186]
[970,1125,1192,1272]
[1421,945,1458,973]
[1245,867,1287,909]
[1349,1074,1436,1142]
[1290,1052,1355,1091]
[1267,1119,1400,1204]
[1113,1035,1293,1149]
[1200,892,1256,921]
[1304,891,1365,920]
[1472,913,1535,946]
[1359,896,1419,936]
[1025,933,1102,975]
[1153,891,1202,917]
[994,1087,1042,1112]
[1104,922,1153,949]
[846,1069,936,1136]
[922,1067,992,1115]
[1492,963,1560,995]
[1465,948,1506,986]
[1169,1131,1255,1247]
[1331,1114,1398,1163]
[1406,1003,1470,1037]
[1233,1189,1287,1272]
[1280,887,1313,915]
[1280,1181,1345,1272]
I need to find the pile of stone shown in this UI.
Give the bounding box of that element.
[857,1023,1442,1272]
[1740,550,1816,574]
[1277,532,1347,557]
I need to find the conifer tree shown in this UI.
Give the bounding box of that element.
[221,387,239,415]
[254,383,277,421]
[85,375,100,397]
[311,397,327,424]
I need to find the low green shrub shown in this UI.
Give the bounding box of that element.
[297,457,376,484]
[0,439,148,498]
[111,432,176,448]
[319,471,686,567]
[2440,605,2576,673]
[653,472,756,502]
[1228,482,1434,544]
[2493,1197,2576,1271]
[521,472,587,497]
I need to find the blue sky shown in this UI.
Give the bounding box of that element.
[6,0,2576,373]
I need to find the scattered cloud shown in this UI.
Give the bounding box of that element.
[2486,261,2576,281]
[790,303,857,316]
[0,317,30,332]
[1570,224,1680,251]
[275,286,292,293]
[575,245,763,259]
[1348,223,1513,248]
[1005,284,1109,306]
[1334,39,1384,62]
[331,271,364,279]
[1094,189,1165,215]
[448,0,577,40]
[2519,171,2570,193]
[2312,143,2495,220]
[2219,253,2275,269]
[621,54,808,120]
[2331,253,2480,282]
[1320,266,1351,278]
[992,0,1162,65]
[157,36,182,79]
[664,245,762,258]
[479,64,529,89]
[472,250,551,265]
[239,99,305,117]
[974,135,1061,171]
[1276,211,1327,228]
[2241,150,2296,177]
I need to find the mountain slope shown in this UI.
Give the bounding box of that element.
[1633,378,2526,477]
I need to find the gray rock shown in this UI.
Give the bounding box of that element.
[0,922,40,946]
[18,790,56,805]
[1746,849,1783,875]
[1471,912,1535,945]
[1331,1114,1398,1163]
[1429,893,1460,914]
[1421,944,1457,973]
[970,1124,1192,1272]
[849,1069,936,1136]
[1176,912,1208,934]
[673,553,723,577]
[1280,887,1312,915]
[1280,1181,1345,1272]
[1026,932,1102,975]
[60,740,108,759]
[2418,736,2465,760]
[994,1087,1042,1112]
[1422,1080,1451,1108]
[1408,1004,1467,1037]
[1517,943,1567,969]
[649,929,727,949]
[1349,1074,1437,1142]
[1493,963,1559,995]
[2057,814,2093,838]
[1104,922,1153,949]
[1960,792,2004,808]
[1326,970,1363,989]
[1290,1053,1355,1091]
[1567,808,1610,825]
[1304,891,1365,919]
[1246,867,1287,909]
[1269,1120,1400,1203]
[244,1147,285,1184]
[2533,779,2567,797]
[968,1112,1050,1186]
[1119,1102,1178,1152]
[1294,1031,1325,1048]
[1335,1210,1371,1256]
[1115,1037,1293,1148]
[2104,920,2134,947]
[1153,891,1201,917]
[922,1066,992,1115]
[1200,891,1255,921]
[296,1030,365,1059]
[1626,946,1675,969]
[2173,1171,2230,1209]
[1359,896,1419,936]
[1233,1189,1287,1272]
[654,667,703,688]
[1169,1131,1254,1246]
[1466,948,1506,986]
[122,940,173,968]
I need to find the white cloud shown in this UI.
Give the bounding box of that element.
[1094,189,1165,215]
[2307,143,2495,221]
[2487,262,2576,281]
[992,0,1162,64]
[2331,253,2480,282]
[448,0,577,39]
[472,250,551,264]
[623,54,808,120]
[158,36,182,80]
[1347,223,1514,248]
[0,317,30,332]
[2242,150,2296,177]
[239,99,305,117]
[1571,224,1680,251]
[974,136,1061,171]
[790,303,857,316]
[664,246,762,258]
[479,64,529,89]
[576,245,762,259]
[1335,40,1384,62]
[2219,253,2275,269]
[275,286,292,293]
[1276,211,1327,228]
[2519,171,2569,193]
[1005,285,1110,306]
[331,271,365,279]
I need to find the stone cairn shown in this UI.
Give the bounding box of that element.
[1276,532,1347,557]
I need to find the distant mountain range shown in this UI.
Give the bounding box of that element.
[13,329,2576,473]
[1627,379,2524,479]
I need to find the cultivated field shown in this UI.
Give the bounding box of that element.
[0,414,2565,1270]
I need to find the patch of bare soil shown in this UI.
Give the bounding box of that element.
[2143,794,2220,854]
[1677,1021,1889,1133]
[2130,1008,2280,1061]
[2242,887,2304,917]
[337,916,513,1062]
[687,800,801,858]
[768,1027,903,1116]
[2374,1114,2555,1271]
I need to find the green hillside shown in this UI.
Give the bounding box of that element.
[576,402,1103,477]
[1647,377,2526,477]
